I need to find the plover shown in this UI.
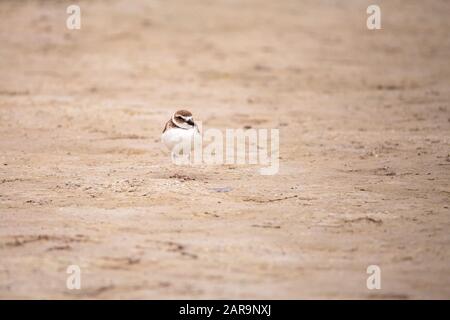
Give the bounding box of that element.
[161,109,200,160]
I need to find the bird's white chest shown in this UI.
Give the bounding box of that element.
[161,127,197,151]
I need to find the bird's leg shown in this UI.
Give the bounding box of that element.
[171,149,190,165]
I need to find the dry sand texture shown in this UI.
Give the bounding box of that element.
[0,0,449,299]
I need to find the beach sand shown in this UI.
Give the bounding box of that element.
[0,0,449,299]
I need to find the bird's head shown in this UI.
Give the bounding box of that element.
[172,109,195,129]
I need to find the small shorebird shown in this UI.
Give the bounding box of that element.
[161,109,200,161]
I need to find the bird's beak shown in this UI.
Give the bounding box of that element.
[187,118,194,126]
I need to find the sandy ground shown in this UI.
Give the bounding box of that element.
[0,0,449,299]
